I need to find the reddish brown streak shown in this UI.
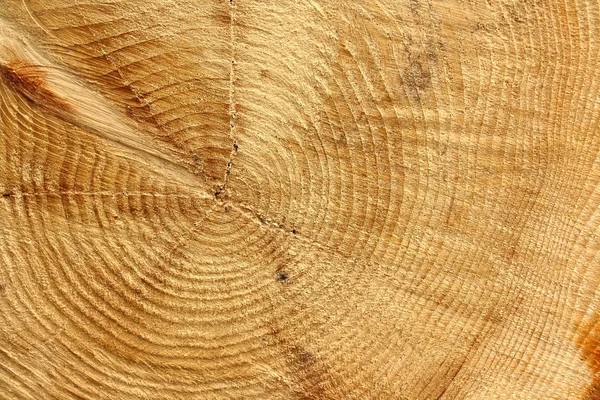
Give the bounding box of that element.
[576,312,600,400]
[586,383,600,400]
[1,61,73,113]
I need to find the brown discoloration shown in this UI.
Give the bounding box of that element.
[1,61,73,113]
[585,383,600,400]
[575,312,600,399]
[403,56,432,93]
[212,9,231,25]
[400,34,435,96]
[269,329,329,399]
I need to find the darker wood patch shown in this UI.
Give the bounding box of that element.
[585,382,600,400]
[213,9,231,25]
[276,271,288,282]
[403,58,431,92]
[1,62,73,113]
[575,312,600,399]
[269,329,329,399]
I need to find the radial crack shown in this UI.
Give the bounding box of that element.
[216,0,238,200]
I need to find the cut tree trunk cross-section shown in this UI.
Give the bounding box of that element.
[1,1,600,399]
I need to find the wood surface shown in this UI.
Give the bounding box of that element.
[1,0,600,399]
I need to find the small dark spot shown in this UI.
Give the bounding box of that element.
[258,216,266,224]
[276,271,288,282]
[439,144,447,156]
[233,142,238,152]
[193,155,200,163]
[291,229,297,234]
[2,193,11,197]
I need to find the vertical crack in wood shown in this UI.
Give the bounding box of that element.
[216,0,237,199]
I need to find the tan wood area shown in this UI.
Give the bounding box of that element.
[1,1,600,399]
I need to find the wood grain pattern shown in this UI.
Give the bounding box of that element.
[1,0,600,399]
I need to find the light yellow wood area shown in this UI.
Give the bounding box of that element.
[1,1,600,399]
